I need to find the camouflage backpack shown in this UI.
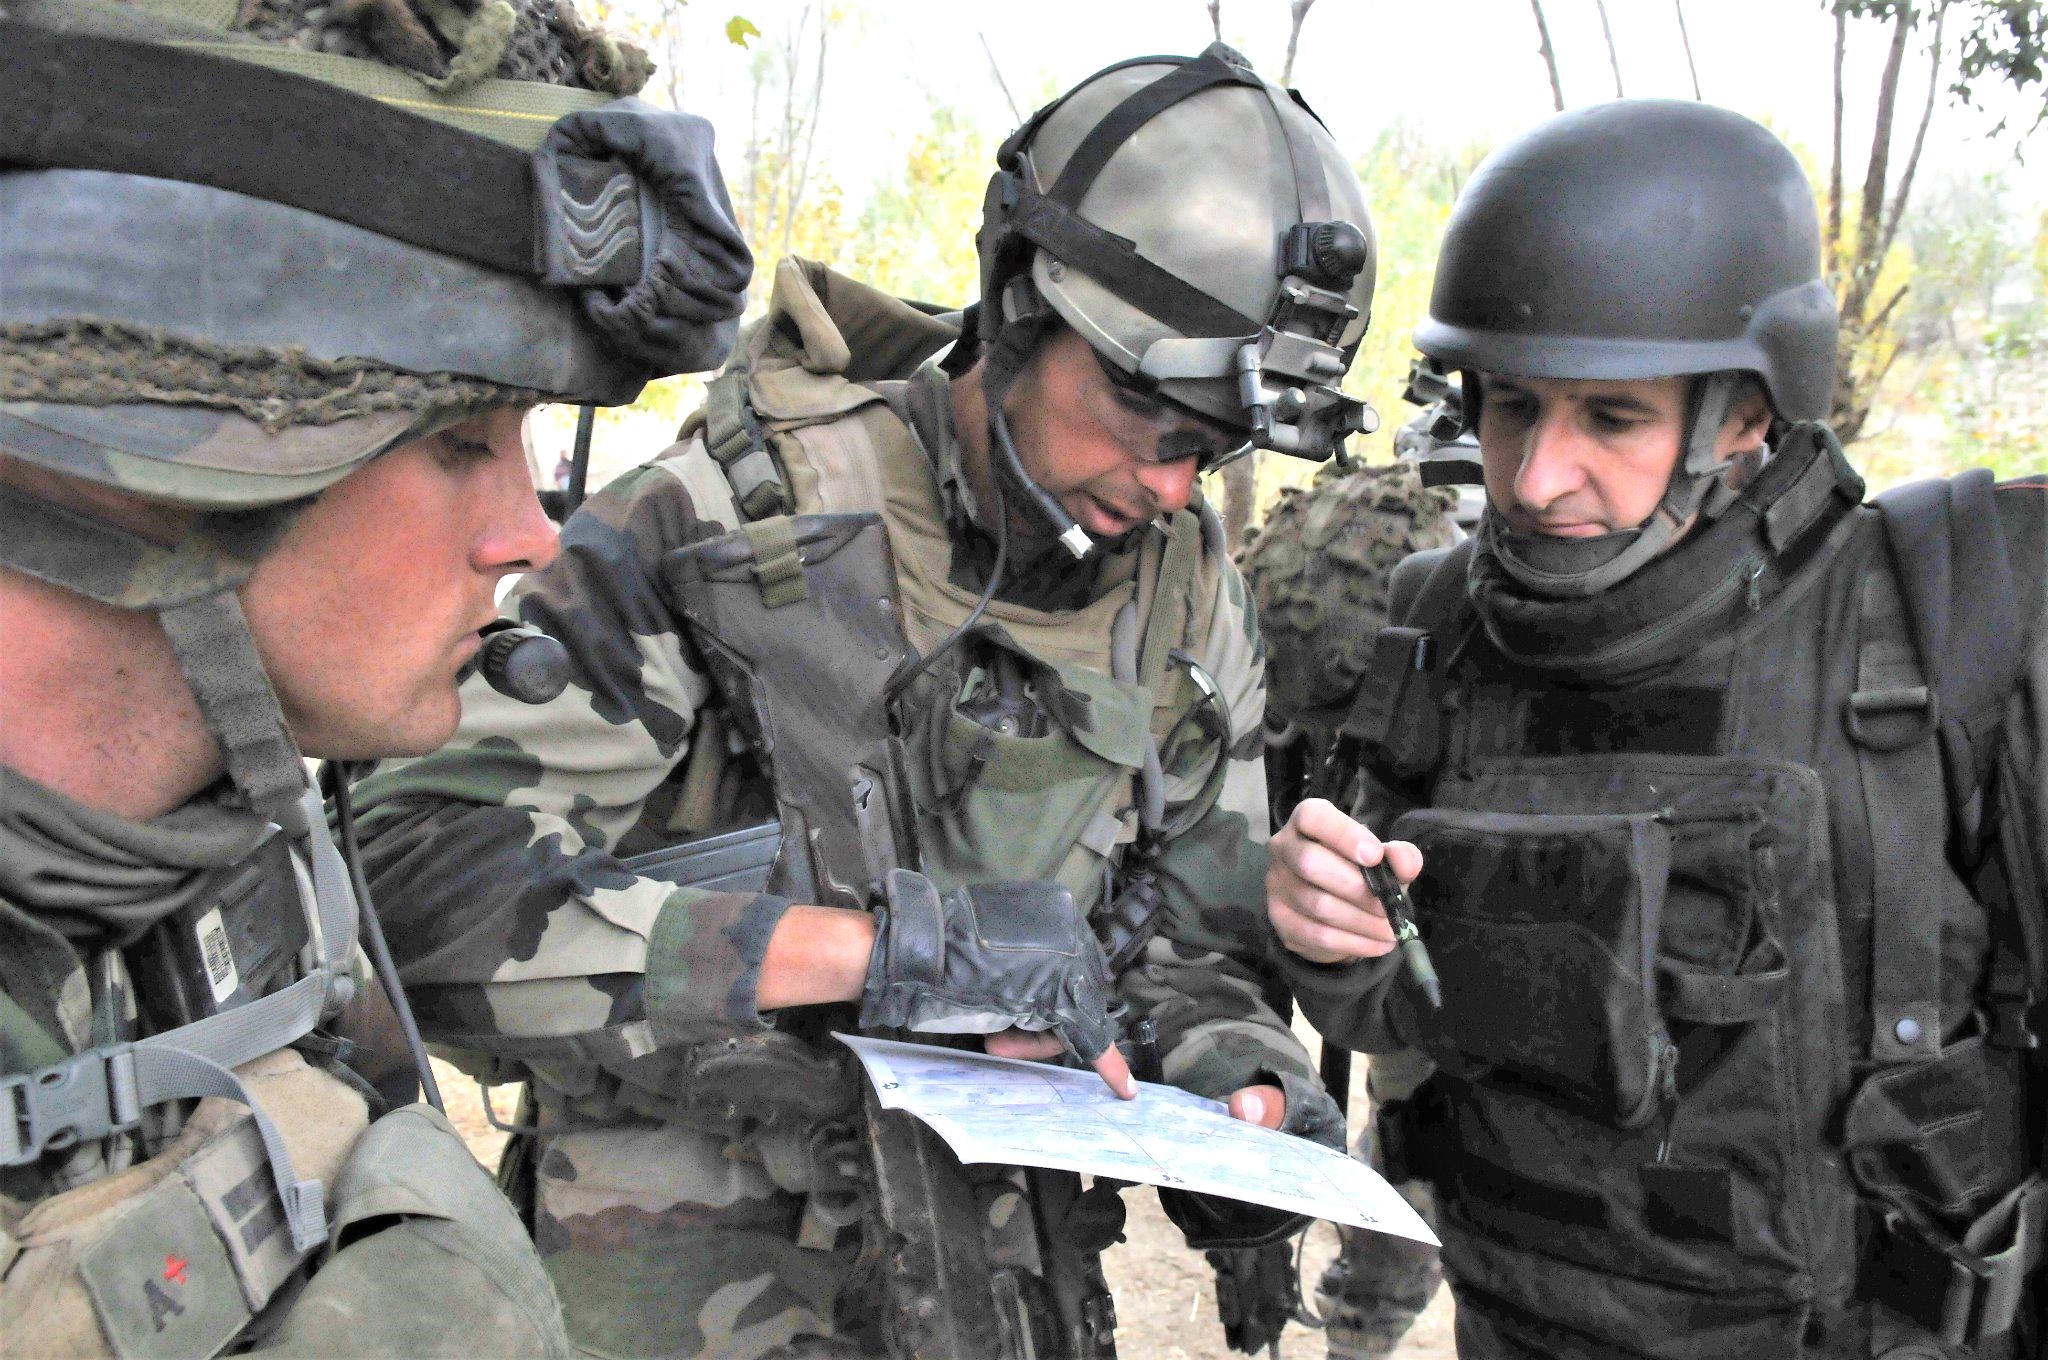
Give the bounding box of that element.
[1239,459,1459,744]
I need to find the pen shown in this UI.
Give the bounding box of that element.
[1362,859,1442,1010]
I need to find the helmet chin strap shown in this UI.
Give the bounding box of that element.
[1483,372,1749,598]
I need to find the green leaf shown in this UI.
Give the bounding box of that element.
[725,15,760,47]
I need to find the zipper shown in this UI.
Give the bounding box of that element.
[1650,1038,1681,1163]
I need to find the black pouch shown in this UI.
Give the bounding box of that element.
[1391,807,1674,1128]
[1844,1030,1997,1219]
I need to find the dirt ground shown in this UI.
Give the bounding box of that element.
[436,1019,1454,1360]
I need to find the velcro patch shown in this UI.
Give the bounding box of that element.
[184,1116,305,1312]
[79,1176,249,1359]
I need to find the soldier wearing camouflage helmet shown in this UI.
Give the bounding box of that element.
[1269,100,2048,1359]
[350,42,1375,1359]
[0,0,749,1353]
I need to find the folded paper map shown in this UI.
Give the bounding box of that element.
[837,1034,1439,1245]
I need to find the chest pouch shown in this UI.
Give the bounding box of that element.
[663,512,919,910]
[908,629,1154,906]
[1391,806,1675,1128]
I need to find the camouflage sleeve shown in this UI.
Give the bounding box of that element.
[352,452,791,1072]
[1119,557,1323,1105]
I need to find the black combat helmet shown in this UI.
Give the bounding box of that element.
[1417,99,1840,596]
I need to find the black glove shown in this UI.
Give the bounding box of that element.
[858,869,1118,1062]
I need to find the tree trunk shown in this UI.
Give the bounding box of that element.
[1529,0,1565,111]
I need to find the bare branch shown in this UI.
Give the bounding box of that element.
[1207,0,1221,43]
[1876,0,1947,268]
[1529,0,1565,111]
[1846,4,1914,323]
[978,30,1022,124]
[1282,0,1315,85]
[1827,7,1845,275]
[1596,0,1624,97]
[1673,0,1702,99]
[784,12,829,258]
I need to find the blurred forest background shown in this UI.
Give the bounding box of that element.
[539,0,2047,543]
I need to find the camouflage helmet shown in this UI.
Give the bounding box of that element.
[965,43,1378,558]
[0,0,751,510]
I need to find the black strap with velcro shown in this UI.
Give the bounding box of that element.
[0,24,540,277]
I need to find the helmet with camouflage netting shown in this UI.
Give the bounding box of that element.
[0,0,749,817]
[0,0,750,510]
[1241,461,1459,727]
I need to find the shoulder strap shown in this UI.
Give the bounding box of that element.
[1389,539,1474,630]
[701,368,793,522]
[1872,469,2030,808]
[1852,473,2043,1065]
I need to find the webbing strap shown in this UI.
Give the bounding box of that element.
[1852,553,1946,1063]
[1011,191,1257,340]
[703,372,790,521]
[1136,510,1205,689]
[1045,47,1260,210]
[0,486,288,612]
[159,592,311,824]
[0,25,538,276]
[1871,1173,2048,1348]
[1,790,356,1250]
[744,517,808,609]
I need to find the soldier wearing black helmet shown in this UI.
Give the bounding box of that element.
[349,42,1377,1360]
[1267,100,2046,1359]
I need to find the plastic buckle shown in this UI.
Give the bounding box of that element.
[0,1046,138,1167]
[1936,1240,2001,1350]
[1987,993,2041,1052]
[1844,685,1939,752]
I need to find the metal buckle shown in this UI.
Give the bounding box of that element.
[0,1046,139,1166]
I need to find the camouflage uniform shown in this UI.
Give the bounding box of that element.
[355,260,1327,1359]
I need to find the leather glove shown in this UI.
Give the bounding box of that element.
[858,869,1118,1063]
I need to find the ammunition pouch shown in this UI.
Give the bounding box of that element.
[1846,1031,2044,1352]
[1341,625,1443,783]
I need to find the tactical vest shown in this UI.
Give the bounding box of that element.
[1348,436,2046,1359]
[668,258,1226,919]
[1,795,565,1358]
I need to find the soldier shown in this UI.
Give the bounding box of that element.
[1268,99,2046,1358]
[352,43,1373,1360]
[0,0,748,1353]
